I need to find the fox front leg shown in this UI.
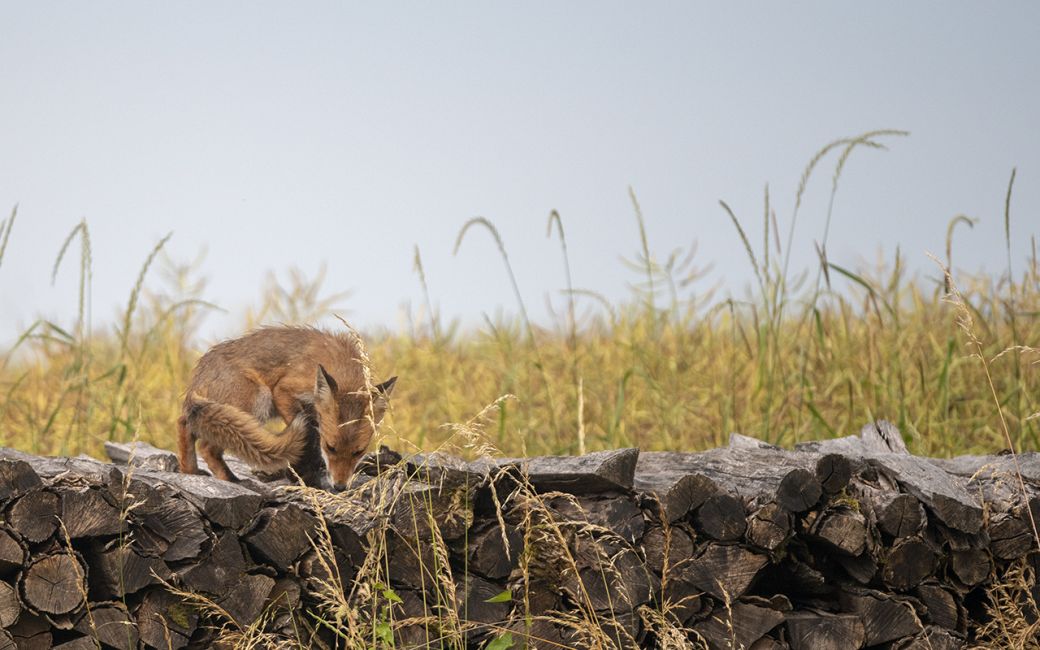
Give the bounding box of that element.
[285,404,327,488]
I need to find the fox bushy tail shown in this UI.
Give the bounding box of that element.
[185,394,309,469]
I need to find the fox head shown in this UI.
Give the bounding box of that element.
[312,365,396,490]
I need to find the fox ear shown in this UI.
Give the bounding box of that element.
[373,376,397,398]
[315,365,338,400]
[370,376,396,424]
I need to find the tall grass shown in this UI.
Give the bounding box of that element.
[1,134,1038,649]
[0,133,1037,463]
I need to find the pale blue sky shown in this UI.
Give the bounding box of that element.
[1,3,1038,343]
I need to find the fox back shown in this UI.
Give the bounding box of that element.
[182,326,395,487]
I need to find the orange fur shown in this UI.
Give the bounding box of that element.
[177,326,395,487]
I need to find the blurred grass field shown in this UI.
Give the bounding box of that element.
[1,132,1037,462]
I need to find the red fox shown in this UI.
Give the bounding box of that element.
[176,326,396,489]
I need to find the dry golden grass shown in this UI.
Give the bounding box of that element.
[1,137,1037,461]
[1,133,1039,648]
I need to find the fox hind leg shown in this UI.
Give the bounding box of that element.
[198,440,239,482]
[177,414,201,475]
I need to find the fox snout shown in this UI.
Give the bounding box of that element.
[324,452,362,492]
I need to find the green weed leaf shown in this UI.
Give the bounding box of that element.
[484,589,512,603]
[374,621,393,645]
[485,632,514,650]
